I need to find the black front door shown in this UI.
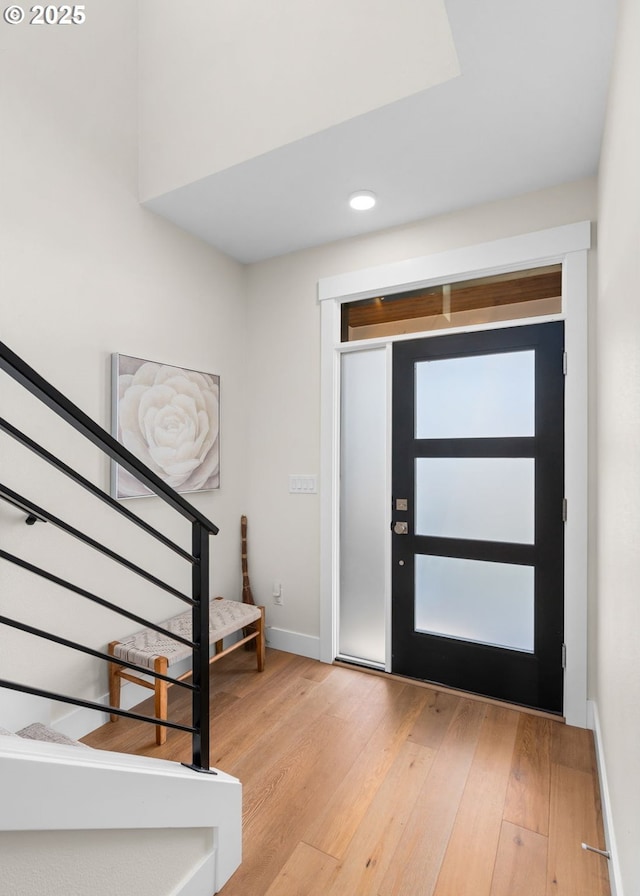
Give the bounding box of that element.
[391,322,565,713]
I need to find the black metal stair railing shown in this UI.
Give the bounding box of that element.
[0,483,195,602]
[0,339,219,772]
[0,417,194,560]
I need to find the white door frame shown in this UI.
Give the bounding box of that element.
[319,221,591,727]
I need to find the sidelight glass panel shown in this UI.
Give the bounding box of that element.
[415,555,534,652]
[415,350,535,439]
[415,457,535,544]
[339,348,387,665]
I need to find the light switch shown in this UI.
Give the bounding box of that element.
[289,474,317,494]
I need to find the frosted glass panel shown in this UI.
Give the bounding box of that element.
[339,349,387,665]
[416,351,535,439]
[415,457,535,544]
[415,555,534,652]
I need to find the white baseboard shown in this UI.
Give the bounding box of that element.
[54,677,162,741]
[587,700,624,896]
[265,626,321,660]
[0,686,110,741]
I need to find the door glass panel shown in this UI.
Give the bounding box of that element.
[415,350,535,439]
[339,348,387,665]
[415,555,534,652]
[415,457,535,544]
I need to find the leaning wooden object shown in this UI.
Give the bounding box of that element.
[241,514,257,650]
[241,515,255,607]
[108,596,265,745]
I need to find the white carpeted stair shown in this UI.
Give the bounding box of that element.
[0,723,89,747]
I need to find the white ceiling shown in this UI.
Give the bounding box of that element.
[144,0,618,264]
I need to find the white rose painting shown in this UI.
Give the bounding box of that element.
[111,354,220,498]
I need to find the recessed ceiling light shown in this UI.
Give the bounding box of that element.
[349,190,377,211]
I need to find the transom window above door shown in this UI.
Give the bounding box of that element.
[340,264,562,342]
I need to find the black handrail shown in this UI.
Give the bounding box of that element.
[0,340,218,534]
[0,341,218,771]
[0,488,48,523]
[0,484,194,605]
[0,417,194,563]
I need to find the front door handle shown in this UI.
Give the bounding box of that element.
[393,521,408,535]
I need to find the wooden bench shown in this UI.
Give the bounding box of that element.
[108,597,265,744]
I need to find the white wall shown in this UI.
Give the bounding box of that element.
[0,1,247,727]
[245,178,598,652]
[138,0,459,200]
[595,0,640,891]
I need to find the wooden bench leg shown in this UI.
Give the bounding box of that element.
[154,656,168,746]
[108,641,122,723]
[256,607,266,672]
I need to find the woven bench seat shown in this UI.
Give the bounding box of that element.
[108,597,265,744]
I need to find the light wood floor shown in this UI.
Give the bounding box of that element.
[83,648,610,896]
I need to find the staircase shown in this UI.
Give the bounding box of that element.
[0,732,241,895]
[0,341,241,895]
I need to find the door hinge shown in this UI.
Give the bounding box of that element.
[562,498,568,522]
[562,351,568,375]
[562,644,567,669]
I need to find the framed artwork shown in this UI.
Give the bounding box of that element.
[111,354,220,499]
